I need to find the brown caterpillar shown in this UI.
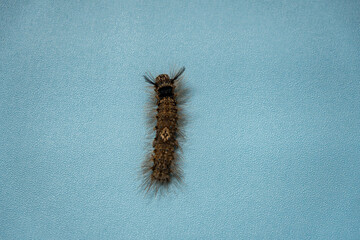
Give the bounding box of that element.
[141,67,187,196]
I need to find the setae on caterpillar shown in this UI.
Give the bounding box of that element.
[141,67,188,196]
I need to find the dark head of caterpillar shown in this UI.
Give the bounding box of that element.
[141,67,187,197]
[155,74,174,99]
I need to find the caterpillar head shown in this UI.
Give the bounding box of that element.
[154,74,173,99]
[155,74,172,88]
[143,67,185,99]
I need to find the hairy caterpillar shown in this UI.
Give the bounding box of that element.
[141,67,188,196]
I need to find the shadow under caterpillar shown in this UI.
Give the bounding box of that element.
[141,67,188,196]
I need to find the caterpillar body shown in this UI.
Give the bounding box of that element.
[141,67,187,196]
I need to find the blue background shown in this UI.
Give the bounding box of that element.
[1,0,360,239]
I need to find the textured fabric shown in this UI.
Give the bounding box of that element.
[1,0,360,239]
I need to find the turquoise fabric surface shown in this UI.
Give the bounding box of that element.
[1,1,360,239]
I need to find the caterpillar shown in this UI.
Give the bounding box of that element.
[141,67,188,196]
